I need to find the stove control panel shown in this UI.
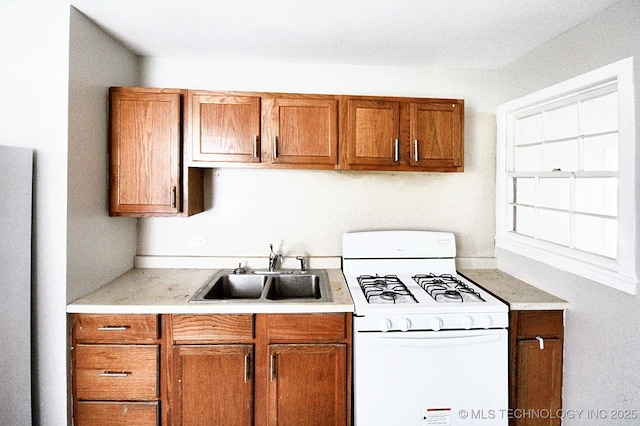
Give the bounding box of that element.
[355,313,508,332]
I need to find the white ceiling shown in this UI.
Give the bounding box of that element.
[71,0,621,69]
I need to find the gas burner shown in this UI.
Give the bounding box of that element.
[413,274,485,303]
[357,275,417,304]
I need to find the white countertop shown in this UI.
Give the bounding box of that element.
[67,268,354,314]
[459,269,569,310]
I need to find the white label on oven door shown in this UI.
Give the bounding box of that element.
[422,408,451,425]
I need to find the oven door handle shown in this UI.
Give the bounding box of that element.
[361,331,504,347]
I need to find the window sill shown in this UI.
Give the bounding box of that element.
[495,236,637,295]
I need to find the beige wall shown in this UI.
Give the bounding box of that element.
[137,59,500,265]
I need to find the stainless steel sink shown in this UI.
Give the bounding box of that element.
[266,274,322,300]
[189,269,332,303]
[190,273,268,300]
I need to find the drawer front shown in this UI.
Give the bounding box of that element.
[73,314,159,343]
[515,310,564,339]
[75,401,158,426]
[172,314,254,343]
[75,345,158,400]
[266,313,348,342]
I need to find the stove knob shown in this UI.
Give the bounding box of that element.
[378,318,392,332]
[399,317,411,332]
[429,317,443,331]
[477,316,493,329]
[460,316,474,329]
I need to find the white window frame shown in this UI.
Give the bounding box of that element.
[496,57,637,294]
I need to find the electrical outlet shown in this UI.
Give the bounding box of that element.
[188,235,206,247]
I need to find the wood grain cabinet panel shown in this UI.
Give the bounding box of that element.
[344,98,400,167]
[340,95,464,171]
[188,92,262,164]
[510,310,564,426]
[75,344,159,401]
[262,96,339,167]
[71,313,163,425]
[173,345,254,426]
[409,101,463,168]
[75,401,158,426]
[268,344,347,426]
[72,314,159,343]
[109,87,203,217]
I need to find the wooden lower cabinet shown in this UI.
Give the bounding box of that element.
[509,310,564,426]
[71,314,161,426]
[172,345,253,425]
[167,313,351,426]
[75,401,159,426]
[268,344,347,425]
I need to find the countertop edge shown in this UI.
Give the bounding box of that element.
[67,267,355,315]
[460,268,569,311]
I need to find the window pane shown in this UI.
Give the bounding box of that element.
[545,139,579,171]
[514,145,542,172]
[514,178,535,205]
[582,91,618,135]
[514,206,535,236]
[538,178,570,210]
[575,177,617,216]
[575,214,617,258]
[583,133,618,171]
[515,113,542,145]
[537,209,570,245]
[544,104,578,140]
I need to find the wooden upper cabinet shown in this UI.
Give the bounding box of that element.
[410,101,464,169]
[343,98,400,167]
[341,95,464,171]
[262,95,338,167]
[188,91,261,164]
[109,87,181,216]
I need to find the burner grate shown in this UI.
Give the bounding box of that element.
[357,274,417,304]
[413,273,485,303]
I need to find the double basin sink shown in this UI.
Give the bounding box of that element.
[189,269,332,303]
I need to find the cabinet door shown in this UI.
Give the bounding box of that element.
[409,101,463,168]
[173,345,253,426]
[515,338,563,426]
[109,88,181,215]
[190,92,261,163]
[345,99,400,166]
[263,97,338,166]
[268,344,347,426]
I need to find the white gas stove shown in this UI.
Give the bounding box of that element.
[343,231,509,426]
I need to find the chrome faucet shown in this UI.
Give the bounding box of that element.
[268,244,283,272]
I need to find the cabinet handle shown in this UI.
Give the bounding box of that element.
[394,139,399,162]
[99,371,129,377]
[273,136,278,159]
[414,139,419,162]
[97,326,128,331]
[244,354,251,383]
[253,136,259,158]
[270,354,276,381]
[536,336,545,350]
[171,186,177,208]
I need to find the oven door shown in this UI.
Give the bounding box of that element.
[353,329,508,426]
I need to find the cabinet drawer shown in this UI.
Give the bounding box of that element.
[75,401,158,426]
[515,310,564,339]
[171,314,254,343]
[75,344,159,400]
[72,314,159,343]
[266,313,348,342]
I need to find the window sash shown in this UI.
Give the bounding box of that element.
[496,57,637,294]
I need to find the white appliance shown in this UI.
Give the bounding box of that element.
[343,231,508,426]
[0,146,33,425]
